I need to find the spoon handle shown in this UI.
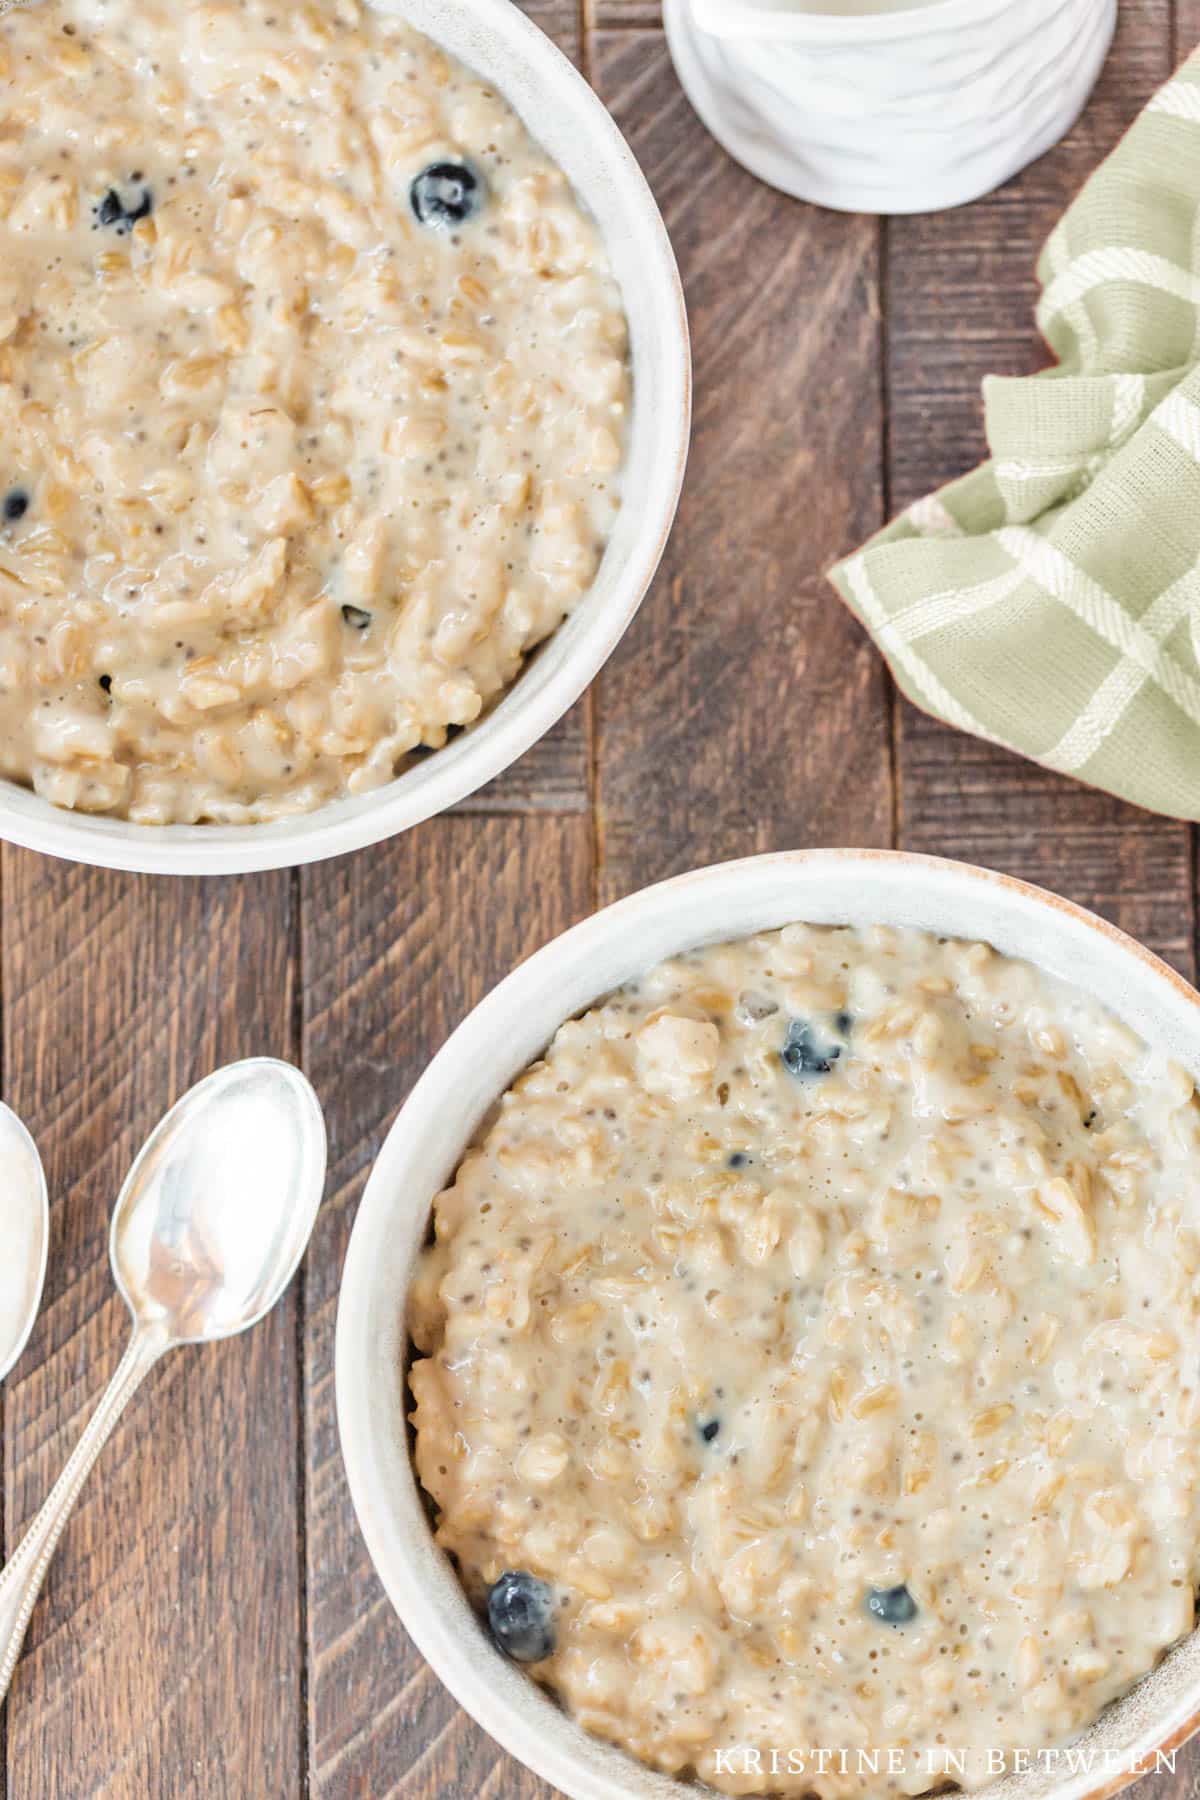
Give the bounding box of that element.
[0,1323,167,1702]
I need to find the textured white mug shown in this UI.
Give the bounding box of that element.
[664,0,1118,214]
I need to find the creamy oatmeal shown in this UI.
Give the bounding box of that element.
[0,0,627,822]
[410,924,1200,1797]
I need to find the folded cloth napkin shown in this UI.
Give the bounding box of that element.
[829,48,1200,821]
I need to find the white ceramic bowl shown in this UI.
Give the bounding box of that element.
[664,0,1116,215]
[7,0,688,876]
[338,848,1200,1800]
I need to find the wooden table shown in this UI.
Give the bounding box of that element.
[3,2,1198,1795]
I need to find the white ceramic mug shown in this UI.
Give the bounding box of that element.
[664,0,1118,214]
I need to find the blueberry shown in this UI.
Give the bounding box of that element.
[341,604,372,630]
[834,1011,853,1036]
[98,674,112,694]
[781,1018,842,1078]
[698,1417,721,1443]
[486,1571,556,1663]
[728,1152,751,1169]
[866,1584,918,1625]
[410,160,485,229]
[93,182,153,235]
[3,488,28,523]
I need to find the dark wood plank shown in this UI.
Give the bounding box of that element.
[453,701,588,816]
[519,0,580,61]
[591,31,891,904]
[1176,0,1200,63]
[1,855,303,1799]
[592,0,660,26]
[898,727,1196,981]
[886,0,1194,989]
[301,816,591,1800]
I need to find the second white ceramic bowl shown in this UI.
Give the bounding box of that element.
[4,0,688,875]
[664,0,1116,215]
[338,848,1200,1800]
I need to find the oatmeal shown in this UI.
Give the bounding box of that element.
[0,0,627,822]
[410,924,1200,1798]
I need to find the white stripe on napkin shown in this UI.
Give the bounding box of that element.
[1147,80,1200,124]
[998,526,1200,732]
[1038,249,1200,334]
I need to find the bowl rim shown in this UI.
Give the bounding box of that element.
[682,0,1056,41]
[336,847,1200,1800]
[3,0,689,876]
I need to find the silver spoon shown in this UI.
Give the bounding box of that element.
[0,1058,326,1701]
[0,1104,48,1384]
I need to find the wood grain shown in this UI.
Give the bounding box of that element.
[1,854,303,1800]
[592,0,661,27]
[300,817,591,1800]
[1178,3,1200,60]
[516,0,580,61]
[591,30,891,903]
[453,701,588,816]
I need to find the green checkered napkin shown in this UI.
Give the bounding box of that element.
[829,50,1200,821]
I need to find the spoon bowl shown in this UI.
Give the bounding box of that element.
[0,1104,48,1383]
[111,1058,327,1342]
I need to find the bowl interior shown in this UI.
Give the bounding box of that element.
[337,849,1200,1800]
[2,0,687,875]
